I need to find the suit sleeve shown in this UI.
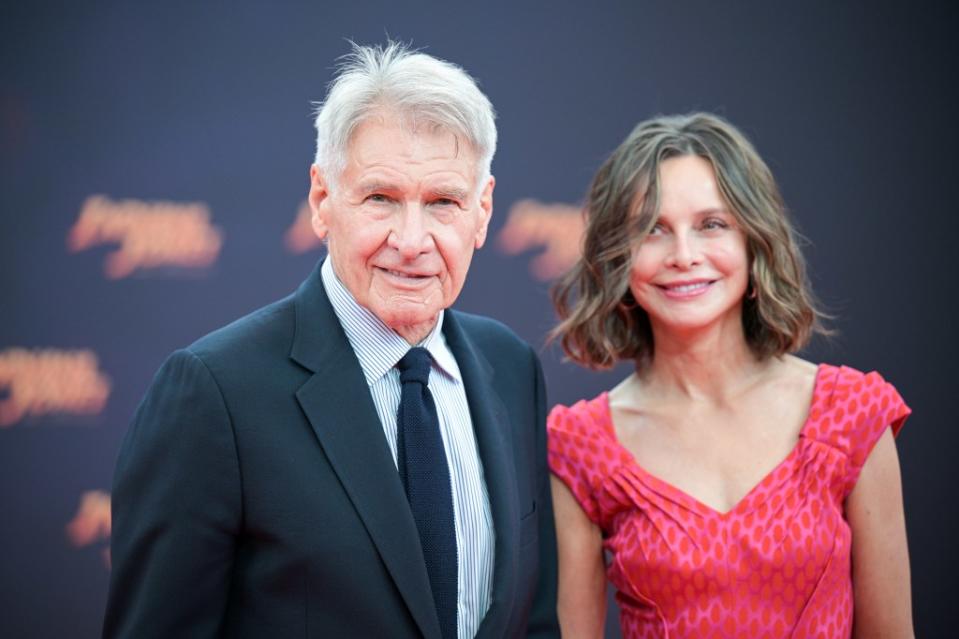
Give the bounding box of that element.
[102,349,241,639]
[525,347,561,638]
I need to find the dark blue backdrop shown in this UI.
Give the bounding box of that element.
[2,2,956,637]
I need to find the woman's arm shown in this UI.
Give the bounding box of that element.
[846,427,914,638]
[551,474,607,638]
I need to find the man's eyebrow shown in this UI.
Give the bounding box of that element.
[354,180,397,194]
[428,185,470,201]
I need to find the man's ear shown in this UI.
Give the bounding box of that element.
[474,175,495,249]
[308,165,330,240]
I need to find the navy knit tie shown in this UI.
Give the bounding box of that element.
[395,347,458,639]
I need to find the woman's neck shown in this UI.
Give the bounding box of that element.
[640,322,770,404]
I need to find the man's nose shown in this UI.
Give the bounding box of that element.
[389,205,433,258]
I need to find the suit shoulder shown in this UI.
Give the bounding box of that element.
[187,293,296,365]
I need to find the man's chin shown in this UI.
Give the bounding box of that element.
[371,302,440,340]
[388,310,439,343]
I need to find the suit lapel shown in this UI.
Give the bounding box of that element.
[443,312,520,638]
[290,263,441,639]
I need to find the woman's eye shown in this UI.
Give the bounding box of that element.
[702,218,728,230]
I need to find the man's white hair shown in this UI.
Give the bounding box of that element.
[313,41,497,192]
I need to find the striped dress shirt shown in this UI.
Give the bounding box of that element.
[321,258,494,639]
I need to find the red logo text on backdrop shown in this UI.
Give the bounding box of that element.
[285,200,323,254]
[496,199,584,280]
[66,490,112,569]
[68,195,223,279]
[0,348,111,427]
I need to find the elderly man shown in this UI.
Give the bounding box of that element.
[102,43,559,639]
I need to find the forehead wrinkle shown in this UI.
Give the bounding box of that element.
[344,118,481,196]
[410,117,463,159]
[406,119,482,185]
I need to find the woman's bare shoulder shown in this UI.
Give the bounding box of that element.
[760,355,820,412]
[774,355,819,385]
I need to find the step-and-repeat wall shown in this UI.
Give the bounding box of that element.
[3,2,956,637]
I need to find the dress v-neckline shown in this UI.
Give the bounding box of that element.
[601,363,829,518]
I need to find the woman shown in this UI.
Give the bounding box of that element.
[548,113,913,638]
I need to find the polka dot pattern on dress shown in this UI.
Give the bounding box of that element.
[548,364,910,638]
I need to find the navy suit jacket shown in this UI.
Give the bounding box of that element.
[103,261,559,638]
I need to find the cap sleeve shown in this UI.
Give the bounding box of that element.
[826,367,911,497]
[547,398,611,526]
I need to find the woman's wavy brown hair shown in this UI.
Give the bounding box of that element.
[552,112,829,369]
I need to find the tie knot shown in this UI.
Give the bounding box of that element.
[397,347,432,385]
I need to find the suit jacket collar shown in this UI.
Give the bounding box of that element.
[317,257,461,385]
[291,261,520,639]
[442,311,521,639]
[290,261,440,639]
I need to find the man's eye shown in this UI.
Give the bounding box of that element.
[431,198,458,207]
[366,194,390,203]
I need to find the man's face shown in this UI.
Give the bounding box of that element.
[309,113,493,344]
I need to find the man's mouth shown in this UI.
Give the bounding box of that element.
[377,267,435,285]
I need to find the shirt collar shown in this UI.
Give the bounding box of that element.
[321,257,462,386]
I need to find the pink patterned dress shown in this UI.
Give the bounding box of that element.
[547,364,910,638]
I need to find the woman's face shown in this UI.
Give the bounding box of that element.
[629,155,750,339]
